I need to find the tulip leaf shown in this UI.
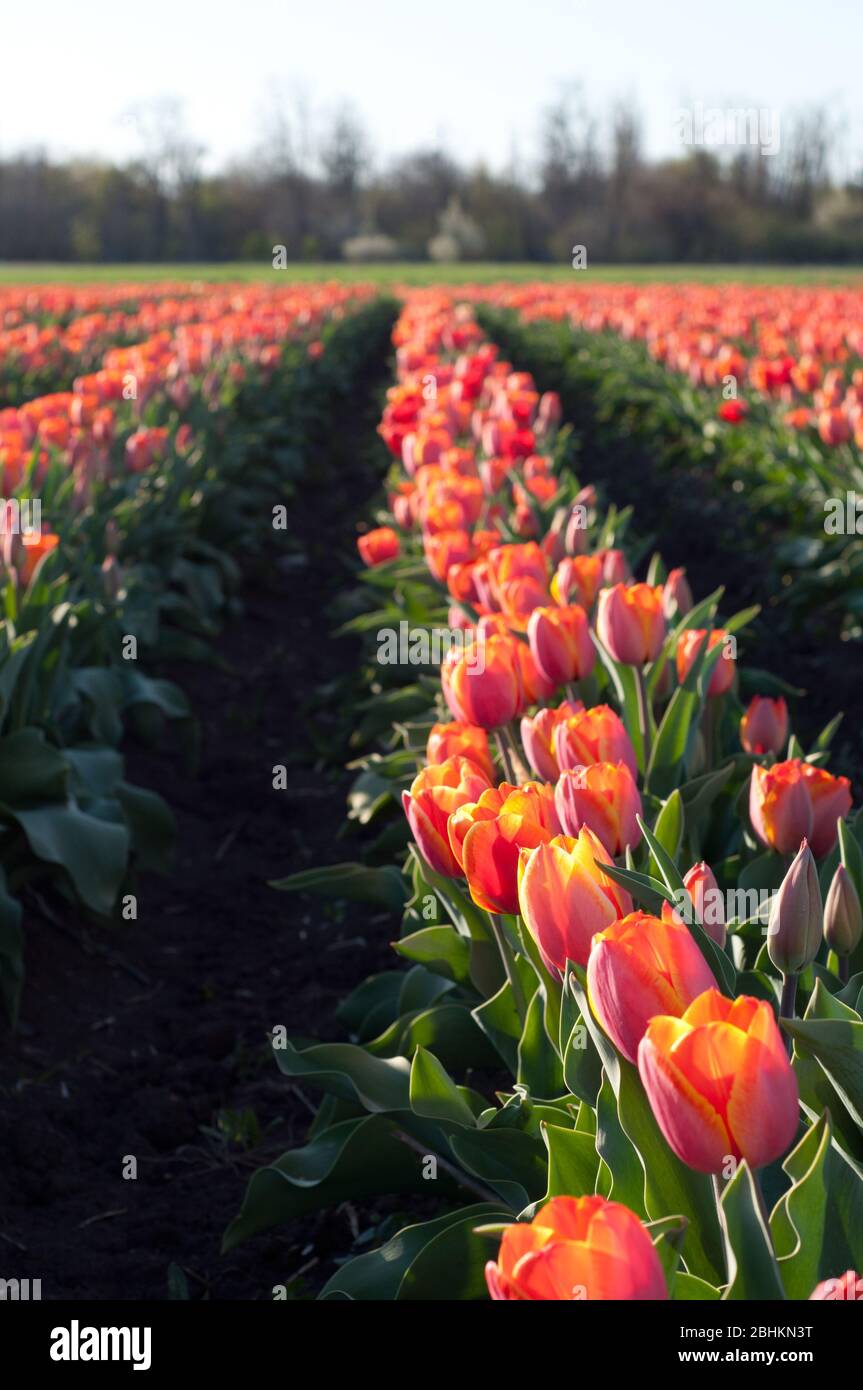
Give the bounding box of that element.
[472,977,525,1072]
[718,1162,786,1300]
[542,1122,600,1199]
[397,1208,514,1300]
[518,988,565,1098]
[672,1272,723,1300]
[595,1070,647,1215]
[272,1038,411,1112]
[590,857,671,914]
[222,1115,440,1252]
[782,1016,863,1129]
[269,860,409,913]
[392,926,472,985]
[647,634,726,797]
[407,849,491,941]
[319,1203,509,1300]
[562,1015,603,1106]
[409,1046,478,1128]
[650,789,684,873]
[769,1110,831,1299]
[370,1001,500,1071]
[645,1213,688,1289]
[448,1128,548,1212]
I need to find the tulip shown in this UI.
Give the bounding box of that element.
[662,862,726,948]
[518,828,633,972]
[426,721,494,783]
[485,1195,668,1301]
[750,759,851,858]
[18,531,60,585]
[740,696,789,756]
[456,782,560,915]
[357,526,400,567]
[555,761,642,856]
[676,628,736,697]
[637,988,800,1174]
[551,554,602,609]
[597,583,666,666]
[402,756,492,878]
[809,1271,862,1301]
[520,701,583,781]
[498,574,550,629]
[663,567,693,620]
[588,911,717,1063]
[441,634,523,730]
[423,528,473,582]
[527,603,596,687]
[767,840,823,977]
[554,704,638,780]
[823,863,862,964]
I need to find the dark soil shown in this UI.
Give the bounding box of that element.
[0,356,406,1301]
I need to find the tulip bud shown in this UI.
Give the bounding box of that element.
[663,567,693,620]
[823,863,863,959]
[740,696,788,756]
[767,840,823,975]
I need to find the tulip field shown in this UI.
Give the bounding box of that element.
[3,273,863,1312]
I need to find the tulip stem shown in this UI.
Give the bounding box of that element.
[490,912,527,1022]
[839,956,850,984]
[634,665,652,772]
[494,730,515,784]
[779,972,798,1053]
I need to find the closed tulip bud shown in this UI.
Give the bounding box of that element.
[520,700,583,781]
[598,548,630,587]
[740,696,789,756]
[555,761,642,857]
[527,603,596,687]
[485,1195,668,1301]
[564,504,588,556]
[441,634,523,730]
[823,863,863,958]
[554,703,638,779]
[767,840,823,975]
[357,526,400,567]
[676,628,736,697]
[588,911,717,1063]
[402,756,492,878]
[662,862,726,947]
[663,567,693,619]
[518,828,632,972]
[597,582,666,666]
[638,989,799,1174]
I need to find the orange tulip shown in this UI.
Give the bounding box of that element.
[587,911,717,1063]
[551,554,602,609]
[357,526,400,567]
[637,989,799,1174]
[402,756,491,878]
[740,695,788,756]
[597,583,666,666]
[527,603,596,687]
[19,531,59,584]
[555,761,642,856]
[676,628,735,697]
[520,700,583,781]
[423,528,474,582]
[750,759,851,858]
[553,703,638,780]
[486,541,548,603]
[441,633,523,730]
[426,722,494,782]
[456,781,560,914]
[485,1195,667,1301]
[518,828,633,972]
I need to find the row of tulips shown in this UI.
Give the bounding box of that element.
[248,288,863,1303]
[0,285,383,1024]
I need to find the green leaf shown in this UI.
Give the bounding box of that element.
[272,1038,410,1112]
[269,861,408,913]
[543,1121,599,1199]
[782,1015,863,1129]
[770,1111,831,1299]
[10,799,129,915]
[222,1116,435,1251]
[0,729,68,804]
[410,1047,477,1128]
[448,1128,548,1211]
[319,1204,509,1301]
[393,926,472,985]
[517,987,565,1098]
[718,1162,786,1300]
[650,790,684,874]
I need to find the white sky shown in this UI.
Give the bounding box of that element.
[1,0,861,173]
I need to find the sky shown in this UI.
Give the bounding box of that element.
[1,0,861,174]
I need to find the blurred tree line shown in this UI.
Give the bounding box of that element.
[2,90,862,263]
